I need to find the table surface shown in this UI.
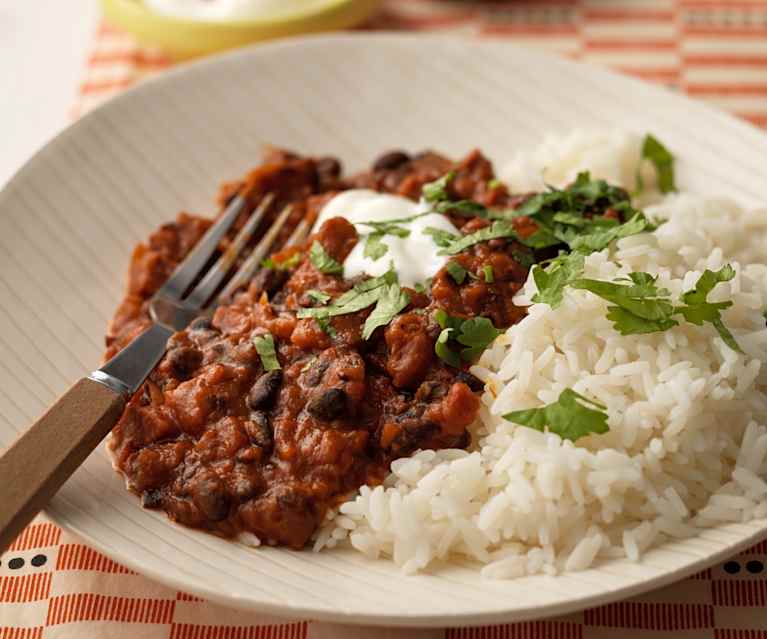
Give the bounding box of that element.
[0,0,100,189]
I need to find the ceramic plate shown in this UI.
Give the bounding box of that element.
[2,34,767,627]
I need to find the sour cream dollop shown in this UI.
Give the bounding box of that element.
[313,190,460,288]
[143,0,328,21]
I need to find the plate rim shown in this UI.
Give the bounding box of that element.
[6,32,767,627]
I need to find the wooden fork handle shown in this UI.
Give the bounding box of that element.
[0,378,126,553]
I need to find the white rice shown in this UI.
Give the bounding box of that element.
[315,131,767,578]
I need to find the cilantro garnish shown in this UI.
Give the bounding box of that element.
[531,252,585,308]
[413,278,432,295]
[253,333,281,371]
[482,265,494,283]
[446,261,468,284]
[423,226,459,248]
[298,268,409,340]
[422,172,490,218]
[361,283,410,340]
[569,272,678,335]
[262,251,302,271]
[422,172,454,203]
[434,309,502,366]
[546,265,741,351]
[364,233,389,260]
[315,317,337,338]
[675,265,741,352]
[307,289,331,305]
[637,134,676,194]
[439,221,518,256]
[309,241,343,274]
[503,389,609,442]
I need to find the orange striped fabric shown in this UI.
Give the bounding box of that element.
[56,543,135,574]
[5,1,767,637]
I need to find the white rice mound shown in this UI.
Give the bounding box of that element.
[315,131,767,578]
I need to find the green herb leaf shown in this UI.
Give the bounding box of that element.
[531,252,585,308]
[413,278,433,295]
[569,275,679,335]
[567,211,655,253]
[439,220,518,256]
[254,333,281,371]
[422,172,455,202]
[309,241,343,274]
[487,178,503,190]
[435,328,461,367]
[357,220,414,236]
[361,283,410,340]
[433,199,489,218]
[639,134,676,194]
[446,261,468,284]
[676,265,741,351]
[482,265,494,283]
[456,317,503,362]
[503,388,609,442]
[364,233,389,260]
[315,317,337,338]
[307,289,331,305]
[433,310,502,365]
[262,251,302,271]
[423,226,459,248]
[297,268,401,330]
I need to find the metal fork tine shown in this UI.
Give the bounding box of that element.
[184,195,274,308]
[157,191,272,300]
[218,204,294,302]
[283,217,312,248]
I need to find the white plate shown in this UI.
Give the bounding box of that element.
[1,34,767,627]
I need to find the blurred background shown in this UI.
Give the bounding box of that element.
[3,0,765,186]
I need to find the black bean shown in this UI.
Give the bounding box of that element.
[166,346,202,380]
[303,359,330,387]
[316,156,342,180]
[455,371,485,392]
[247,370,283,410]
[306,388,347,421]
[191,473,230,522]
[373,150,410,172]
[415,381,446,402]
[141,489,164,509]
[245,411,273,450]
[252,268,289,296]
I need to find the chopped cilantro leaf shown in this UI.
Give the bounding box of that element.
[309,241,343,274]
[433,199,488,218]
[315,317,337,338]
[569,274,679,335]
[482,265,494,283]
[439,220,517,256]
[299,268,408,340]
[433,310,502,365]
[307,289,331,305]
[638,134,676,194]
[455,317,503,362]
[361,283,410,340]
[446,261,468,284]
[435,328,461,368]
[423,226,459,248]
[422,172,455,202]
[503,388,609,442]
[253,333,280,371]
[531,252,585,308]
[364,233,388,260]
[676,265,741,352]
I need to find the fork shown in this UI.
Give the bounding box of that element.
[0,190,309,552]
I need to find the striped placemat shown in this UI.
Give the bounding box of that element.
[6,1,767,637]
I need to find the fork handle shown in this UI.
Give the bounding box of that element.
[0,378,126,552]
